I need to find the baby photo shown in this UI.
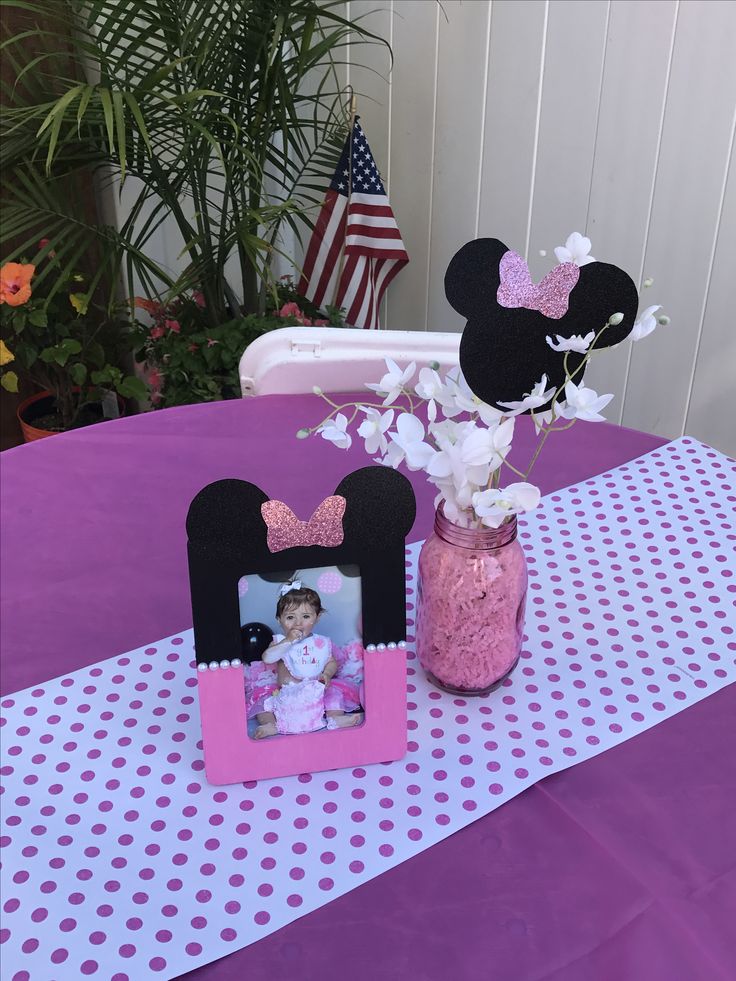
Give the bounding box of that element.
[238,565,365,739]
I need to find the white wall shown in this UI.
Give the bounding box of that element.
[343,0,736,456]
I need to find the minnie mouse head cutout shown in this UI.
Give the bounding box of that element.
[445,237,639,410]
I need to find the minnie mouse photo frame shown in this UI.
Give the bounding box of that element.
[187,466,416,784]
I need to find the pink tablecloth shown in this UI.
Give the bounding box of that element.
[2,395,734,980]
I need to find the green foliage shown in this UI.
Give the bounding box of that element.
[1,0,387,325]
[132,279,344,409]
[0,254,145,429]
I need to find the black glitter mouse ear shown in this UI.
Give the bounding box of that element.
[446,237,639,410]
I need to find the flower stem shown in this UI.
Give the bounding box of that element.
[523,317,612,480]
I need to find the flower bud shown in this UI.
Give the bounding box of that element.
[312,385,323,395]
[657,315,670,326]
[643,277,654,288]
[608,312,624,326]
[296,428,310,439]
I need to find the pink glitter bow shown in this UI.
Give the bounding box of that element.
[261,496,346,553]
[497,250,580,320]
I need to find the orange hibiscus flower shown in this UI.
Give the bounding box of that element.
[0,263,35,306]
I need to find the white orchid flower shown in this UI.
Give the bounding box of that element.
[365,357,416,405]
[443,366,504,425]
[559,380,613,423]
[498,375,556,416]
[432,482,472,527]
[554,232,596,266]
[414,366,447,421]
[428,429,490,496]
[357,407,393,455]
[545,331,595,354]
[472,482,541,528]
[630,304,661,342]
[532,406,557,434]
[317,412,352,449]
[374,441,405,469]
[388,413,435,471]
[460,417,515,472]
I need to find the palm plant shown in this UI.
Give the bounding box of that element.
[1,0,386,329]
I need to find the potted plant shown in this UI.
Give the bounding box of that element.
[1,247,147,440]
[132,276,344,409]
[1,1,385,377]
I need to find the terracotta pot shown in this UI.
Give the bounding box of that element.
[16,390,125,444]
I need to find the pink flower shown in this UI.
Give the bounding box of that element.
[148,368,162,390]
[206,337,219,347]
[135,296,164,317]
[314,319,329,327]
[38,238,50,249]
[150,325,165,339]
[193,290,206,308]
[165,319,181,333]
[279,302,302,319]
[298,316,313,327]
[188,343,198,352]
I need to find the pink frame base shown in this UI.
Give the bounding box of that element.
[198,647,407,784]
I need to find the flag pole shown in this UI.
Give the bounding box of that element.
[331,91,358,311]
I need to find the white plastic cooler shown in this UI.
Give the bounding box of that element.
[238,326,461,397]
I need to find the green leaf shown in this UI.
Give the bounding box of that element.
[61,338,82,355]
[116,376,148,399]
[1,371,19,393]
[112,89,127,181]
[86,341,106,369]
[28,309,48,327]
[123,92,151,154]
[37,83,84,136]
[97,87,116,156]
[14,341,38,367]
[69,362,87,386]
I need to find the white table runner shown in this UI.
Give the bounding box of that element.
[1,437,734,980]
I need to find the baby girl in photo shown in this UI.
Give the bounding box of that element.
[252,581,363,738]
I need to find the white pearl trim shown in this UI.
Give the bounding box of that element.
[197,658,246,672]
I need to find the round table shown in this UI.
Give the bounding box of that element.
[2,396,734,980]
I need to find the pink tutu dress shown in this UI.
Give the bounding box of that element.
[245,634,362,722]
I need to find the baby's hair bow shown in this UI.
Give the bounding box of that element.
[279,580,302,595]
[497,249,580,320]
[261,495,346,553]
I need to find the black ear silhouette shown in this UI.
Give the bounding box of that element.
[335,467,416,547]
[446,238,639,410]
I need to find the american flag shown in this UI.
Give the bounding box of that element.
[298,120,408,329]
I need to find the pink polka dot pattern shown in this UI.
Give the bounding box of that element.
[317,570,343,594]
[1,438,733,980]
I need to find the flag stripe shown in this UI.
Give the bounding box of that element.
[311,207,349,309]
[303,195,347,307]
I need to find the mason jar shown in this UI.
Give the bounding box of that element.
[415,503,528,695]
